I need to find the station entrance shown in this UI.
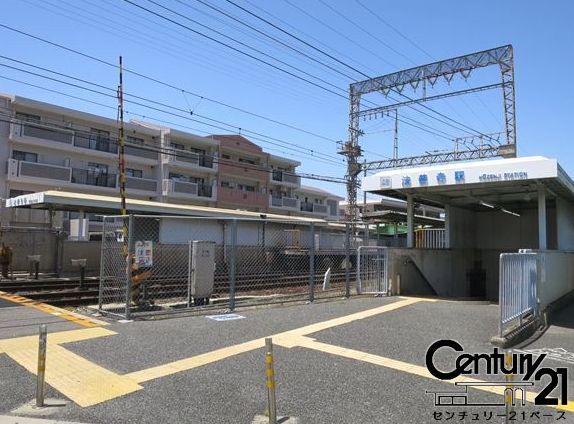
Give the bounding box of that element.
[363,156,574,308]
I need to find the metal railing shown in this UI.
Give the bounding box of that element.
[71,169,117,188]
[11,160,72,182]
[357,246,389,295]
[271,170,300,186]
[164,148,215,169]
[270,196,299,209]
[415,228,447,249]
[125,176,157,192]
[499,252,538,337]
[14,121,74,144]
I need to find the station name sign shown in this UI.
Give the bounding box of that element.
[377,169,531,190]
[5,192,45,208]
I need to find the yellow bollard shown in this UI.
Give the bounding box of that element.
[265,338,277,424]
[505,350,513,423]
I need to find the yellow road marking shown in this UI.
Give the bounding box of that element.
[0,327,141,407]
[126,297,428,382]
[0,290,106,328]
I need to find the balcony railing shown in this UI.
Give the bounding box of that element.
[12,122,157,160]
[125,176,157,192]
[8,159,71,182]
[71,168,117,188]
[219,186,268,207]
[270,196,299,209]
[162,179,214,198]
[271,170,300,186]
[16,122,74,144]
[7,159,118,189]
[300,202,328,215]
[164,148,215,169]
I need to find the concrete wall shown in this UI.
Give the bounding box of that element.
[556,199,574,250]
[538,251,574,309]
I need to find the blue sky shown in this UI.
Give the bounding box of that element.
[1,0,572,198]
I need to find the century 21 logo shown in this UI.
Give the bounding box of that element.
[425,340,568,406]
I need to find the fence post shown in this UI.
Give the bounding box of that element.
[36,324,47,407]
[265,338,278,424]
[125,215,134,320]
[98,218,106,311]
[229,219,238,311]
[344,223,350,298]
[308,223,315,303]
[187,240,193,308]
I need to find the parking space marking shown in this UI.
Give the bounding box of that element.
[0,291,107,328]
[0,327,142,407]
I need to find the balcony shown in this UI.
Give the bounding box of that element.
[10,122,157,161]
[270,170,300,188]
[7,159,117,190]
[71,168,117,188]
[300,202,328,216]
[162,148,216,173]
[162,179,216,201]
[125,176,157,192]
[269,195,300,211]
[7,159,71,182]
[219,186,268,209]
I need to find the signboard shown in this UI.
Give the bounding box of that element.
[5,192,45,208]
[135,240,153,267]
[362,157,559,192]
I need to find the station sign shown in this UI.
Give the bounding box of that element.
[362,157,559,192]
[5,192,44,208]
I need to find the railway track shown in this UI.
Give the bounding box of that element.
[1,271,356,307]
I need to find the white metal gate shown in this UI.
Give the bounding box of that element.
[357,246,389,295]
[499,252,538,337]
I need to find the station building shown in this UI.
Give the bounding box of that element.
[363,156,574,302]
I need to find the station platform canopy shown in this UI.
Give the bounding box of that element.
[362,156,574,210]
[361,210,444,227]
[4,190,333,225]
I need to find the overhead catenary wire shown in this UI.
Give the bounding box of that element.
[0,23,449,157]
[0,57,344,165]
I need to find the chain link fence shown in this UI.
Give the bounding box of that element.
[99,215,371,318]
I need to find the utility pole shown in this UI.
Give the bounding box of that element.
[117,56,127,215]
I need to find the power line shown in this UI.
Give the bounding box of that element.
[0,22,339,144]
[0,109,346,184]
[0,56,344,165]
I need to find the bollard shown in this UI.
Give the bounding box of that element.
[36,324,47,407]
[504,350,513,424]
[265,338,277,424]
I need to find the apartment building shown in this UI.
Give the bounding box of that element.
[0,94,341,227]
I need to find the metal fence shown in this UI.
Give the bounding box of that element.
[356,246,389,295]
[415,228,447,249]
[99,215,374,318]
[499,252,538,337]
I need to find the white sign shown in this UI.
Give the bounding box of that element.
[135,240,153,267]
[5,192,45,208]
[206,314,245,322]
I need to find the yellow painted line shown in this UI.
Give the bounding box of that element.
[0,326,141,407]
[295,337,574,413]
[125,297,426,382]
[0,290,106,328]
[126,338,265,383]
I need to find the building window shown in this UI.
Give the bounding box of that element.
[15,112,41,123]
[127,135,144,145]
[314,199,323,204]
[88,162,108,174]
[170,142,185,151]
[12,150,38,162]
[221,181,233,188]
[169,172,203,184]
[222,154,231,159]
[126,168,143,178]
